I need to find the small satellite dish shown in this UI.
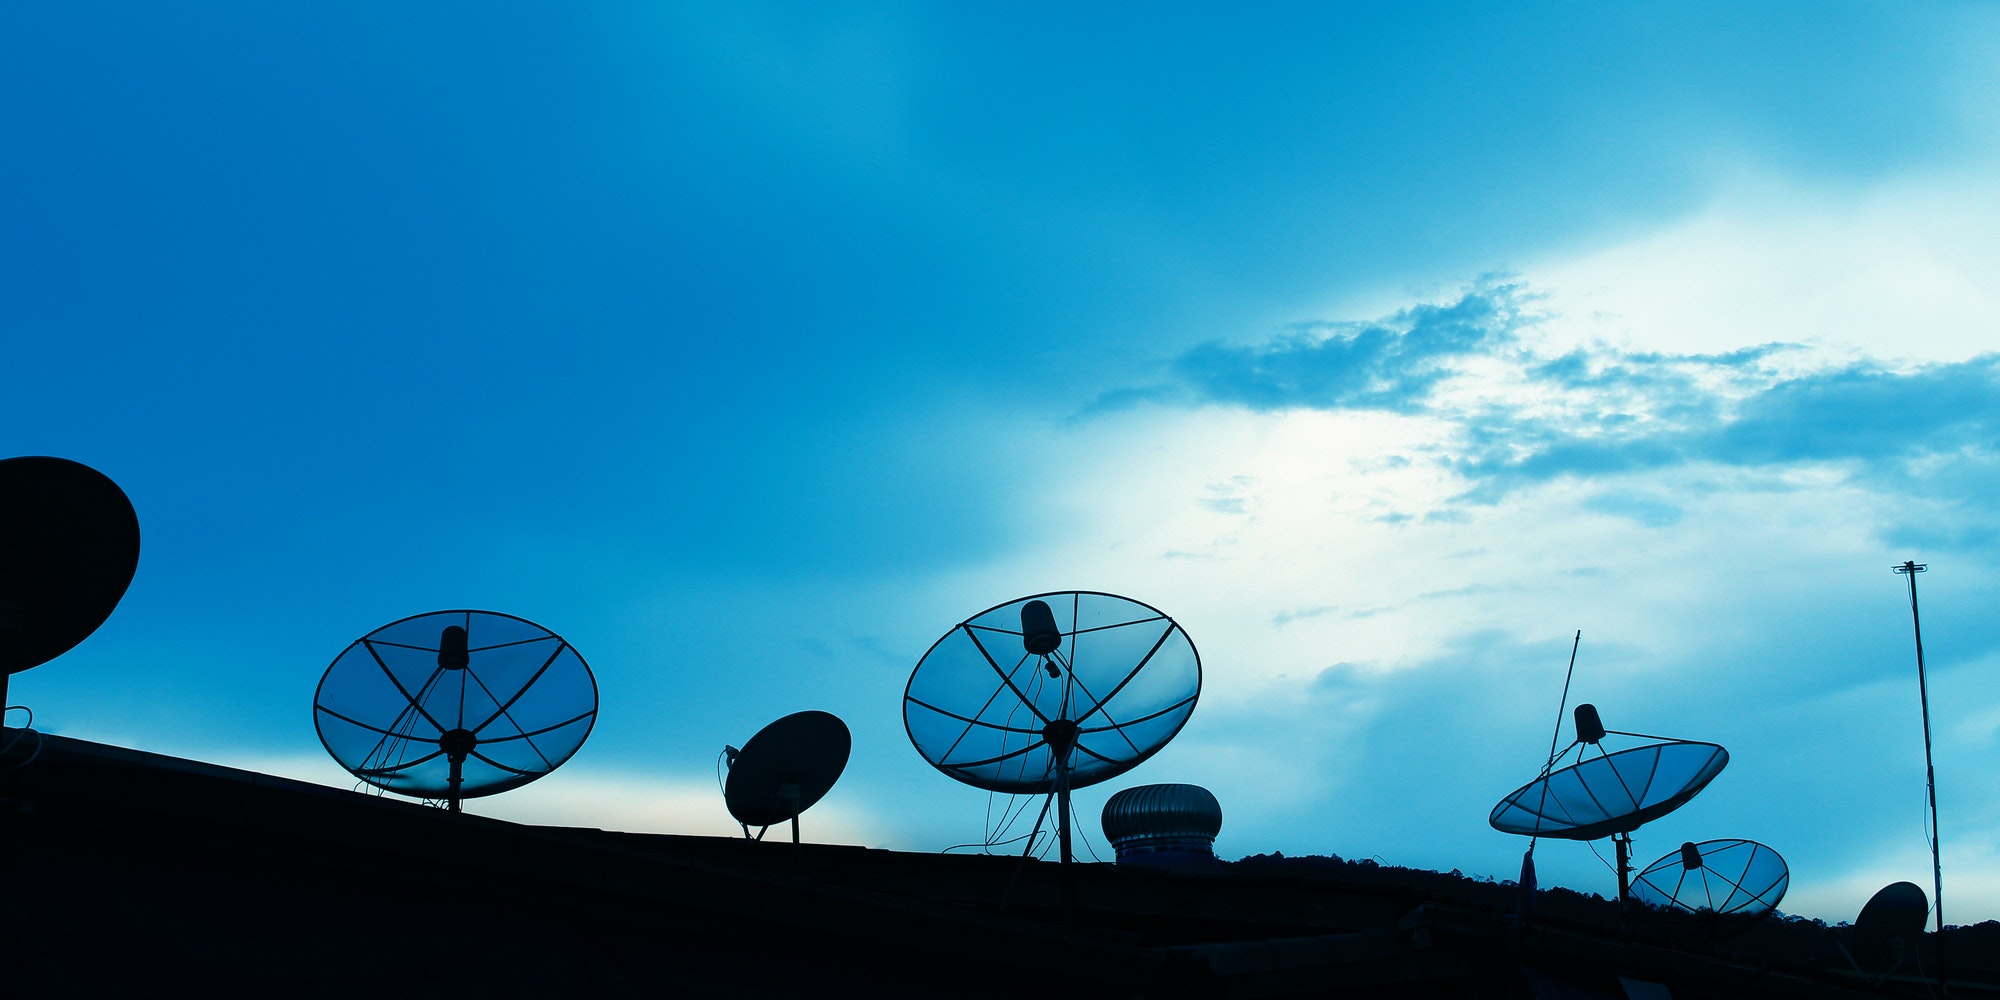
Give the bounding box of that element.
[1857,881,1929,939]
[722,710,851,843]
[1631,839,1789,922]
[0,457,141,705]
[904,591,1200,868]
[1490,704,1728,903]
[314,610,597,812]
[1842,881,1930,983]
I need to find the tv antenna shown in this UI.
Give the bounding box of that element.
[314,610,597,813]
[904,592,1200,891]
[1491,704,1728,906]
[1894,559,1947,996]
[0,457,141,714]
[722,710,851,843]
[1630,839,1789,929]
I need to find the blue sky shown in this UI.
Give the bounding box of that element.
[7,2,2000,923]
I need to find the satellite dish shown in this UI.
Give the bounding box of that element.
[1631,839,1789,923]
[1842,882,1930,983]
[1490,704,1728,903]
[314,610,597,812]
[722,710,851,843]
[1857,881,1929,939]
[0,457,141,706]
[904,591,1200,869]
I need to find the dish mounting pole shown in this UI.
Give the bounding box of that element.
[1044,714,1081,916]
[1614,832,1633,910]
[781,781,802,844]
[439,727,475,815]
[438,625,473,815]
[1057,771,1072,865]
[1045,722,1079,863]
[1895,560,1946,996]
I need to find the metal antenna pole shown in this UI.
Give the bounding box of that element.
[1515,631,1582,923]
[1895,560,1946,996]
[1532,631,1583,841]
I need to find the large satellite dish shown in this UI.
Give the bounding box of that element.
[904,591,1200,868]
[1631,839,1789,923]
[314,610,597,812]
[1491,705,1727,903]
[722,710,851,843]
[0,457,141,708]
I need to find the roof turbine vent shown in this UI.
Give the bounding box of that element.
[1101,783,1222,871]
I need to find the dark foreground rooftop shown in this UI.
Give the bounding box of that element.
[0,730,1991,999]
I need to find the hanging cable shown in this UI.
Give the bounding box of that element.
[1069,797,1103,862]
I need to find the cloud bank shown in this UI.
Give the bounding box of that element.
[1102,279,2000,542]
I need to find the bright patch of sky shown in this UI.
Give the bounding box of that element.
[5,2,1998,924]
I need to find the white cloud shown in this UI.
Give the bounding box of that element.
[1529,167,2000,363]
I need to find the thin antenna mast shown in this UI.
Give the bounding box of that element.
[1518,631,1581,914]
[1534,631,1585,840]
[1894,560,1946,997]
